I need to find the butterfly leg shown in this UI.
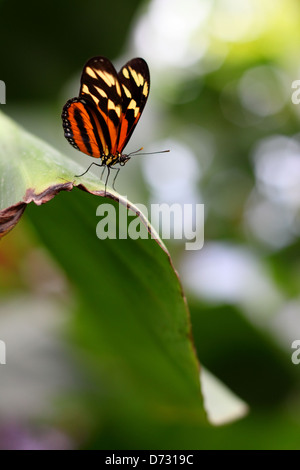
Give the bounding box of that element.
[75,162,104,178]
[104,166,111,195]
[101,166,106,180]
[102,166,119,194]
[112,168,120,190]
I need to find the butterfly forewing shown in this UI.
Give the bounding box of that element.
[116,58,150,153]
[80,57,123,155]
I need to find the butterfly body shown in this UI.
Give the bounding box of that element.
[62,56,150,188]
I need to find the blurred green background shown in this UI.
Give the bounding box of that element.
[1,0,300,449]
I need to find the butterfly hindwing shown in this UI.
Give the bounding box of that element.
[62,96,110,158]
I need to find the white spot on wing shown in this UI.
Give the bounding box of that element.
[122,84,131,98]
[122,68,130,79]
[86,67,98,79]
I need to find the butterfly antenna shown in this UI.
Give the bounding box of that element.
[128,148,170,157]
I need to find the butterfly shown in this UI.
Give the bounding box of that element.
[62,56,152,191]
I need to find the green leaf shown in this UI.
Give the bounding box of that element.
[0,110,103,237]
[0,110,207,447]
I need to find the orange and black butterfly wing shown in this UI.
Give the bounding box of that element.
[79,57,123,157]
[62,96,107,158]
[115,58,150,154]
[62,57,150,160]
[62,56,123,158]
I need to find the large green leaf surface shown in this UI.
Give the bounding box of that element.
[0,111,207,448]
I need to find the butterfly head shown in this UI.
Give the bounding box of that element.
[118,153,131,166]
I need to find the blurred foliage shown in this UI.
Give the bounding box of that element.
[189,300,297,408]
[0,0,142,102]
